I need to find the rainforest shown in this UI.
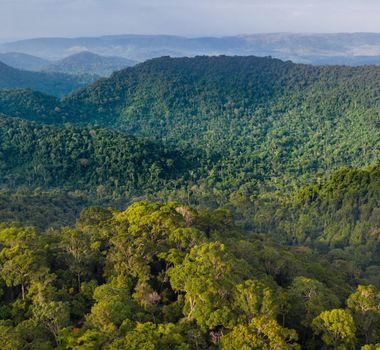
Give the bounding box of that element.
[0,54,379,349]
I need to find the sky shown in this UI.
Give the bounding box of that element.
[0,0,379,41]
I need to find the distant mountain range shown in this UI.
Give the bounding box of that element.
[41,51,135,77]
[0,51,136,77]
[0,33,380,65]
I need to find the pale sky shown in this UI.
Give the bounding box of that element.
[0,0,379,41]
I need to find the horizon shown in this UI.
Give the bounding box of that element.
[1,0,379,41]
[2,31,380,45]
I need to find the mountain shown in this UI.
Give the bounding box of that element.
[312,55,380,66]
[59,56,379,194]
[2,55,378,199]
[41,51,136,77]
[0,52,49,70]
[0,61,90,97]
[1,33,380,64]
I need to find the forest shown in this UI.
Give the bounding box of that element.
[0,61,90,97]
[0,55,379,349]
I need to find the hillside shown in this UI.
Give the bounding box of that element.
[0,52,49,70]
[1,33,380,64]
[58,55,380,195]
[42,51,135,77]
[248,165,380,248]
[0,89,62,123]
[0,61,89,97]
[0,115,190,195]
[1,55,378,198]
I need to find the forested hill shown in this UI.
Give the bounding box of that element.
[1,55,379,195]
[0,115,190,195]
[0,52,49,71]
[0,89,61,123]
[62,55,379,192]
[0,61,88,97]
[61,55,380,129]
[249,165,380,249]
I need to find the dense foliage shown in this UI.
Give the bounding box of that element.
[0,197,379,349]
[0,55,379,349]
[0,115,189,195]
[0,90,62,123]
[0,188,89,230]
[2,56,378,195]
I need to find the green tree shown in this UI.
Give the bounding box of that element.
[233,279,279,323]
[0,320,22,349]
[347,285,380,344]
[86,284,134,336]
[109,322,189,350]
[221,316,300,350]
[169,242,237,330]
[0,225,46,301]
[32,301,70,345]
[312,309,356,349]
[288,277,339,329]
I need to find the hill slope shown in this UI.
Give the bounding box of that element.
[0,55,379,197]
[42,51,135,77]
[0,115,189,195]
[0,89,62,123]
[0,61,90,97]
[59,56,380,193]
[0,52,49,70]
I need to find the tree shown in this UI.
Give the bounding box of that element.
[0,225,46,300]
[0,320,22,349]
[360,344,380,350]
[220,316,300,350]
[109,322,189,350]
[86,284,134,335]
[361,345,380,350]
[312,309,356,349]
[59,227,100,289]
[169,242,237,330]
[288,277,339,329]
[233,279,279,323]
[32,301,70,345]
[347,285,380,344]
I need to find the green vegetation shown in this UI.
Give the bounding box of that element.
[0,188,89,230]
[0,115,188,195]
[2,56,378,196]
[0,90,62,123]
[0,55,379,348]
[0,61,91,97]
[0,195,379,349]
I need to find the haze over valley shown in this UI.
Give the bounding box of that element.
[1,33,380,66]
